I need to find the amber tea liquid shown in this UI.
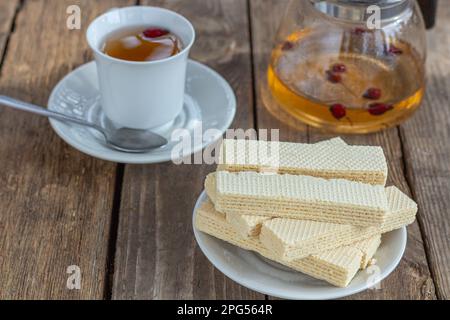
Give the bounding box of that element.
[267,30,425,133]
[103,26,182,62]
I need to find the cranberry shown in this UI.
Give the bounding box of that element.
[143,28,169,38]
[281,41,294,51]
[363,88,382,100]
[388,45,403,55]
[326,70,342,84]
[368,103,394,116]
[332,63,347,73]
[352,27,367,35]
[330,104,347,120]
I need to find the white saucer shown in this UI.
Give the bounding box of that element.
[48,60,236,164]
[193,191,407,300]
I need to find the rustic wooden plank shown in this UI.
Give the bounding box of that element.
[0,0,134,300]
[112,0,262,299]
[249,0,436,299]
[398,2,450,299]
[0,0,19,64]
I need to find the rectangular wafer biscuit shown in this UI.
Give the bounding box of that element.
[258,186,416,261]
[217,139,387,185]
[209,171,389,226]
[195,199,381,288]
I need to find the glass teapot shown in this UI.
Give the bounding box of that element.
[263,0,427,134]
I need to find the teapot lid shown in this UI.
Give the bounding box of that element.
[311,0,410,22]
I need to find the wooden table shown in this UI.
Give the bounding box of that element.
[0,0,448,300]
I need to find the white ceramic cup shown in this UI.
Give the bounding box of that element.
[87,6,195,130]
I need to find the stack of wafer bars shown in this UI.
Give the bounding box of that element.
[194,138,418,287]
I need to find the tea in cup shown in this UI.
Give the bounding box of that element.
[87,6,195,130]
[103,26,183,62]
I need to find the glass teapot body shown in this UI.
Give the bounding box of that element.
[263,0,427,133]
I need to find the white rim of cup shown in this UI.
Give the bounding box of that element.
[86,6,196,66]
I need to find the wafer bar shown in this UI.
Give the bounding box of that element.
[208,171,389,226]
[258,186,416,260]
[217,139,387,185]
[195,199,381,288]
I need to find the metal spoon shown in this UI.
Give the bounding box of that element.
[0,95,168,153]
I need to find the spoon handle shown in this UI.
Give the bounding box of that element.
[0,95,103,132]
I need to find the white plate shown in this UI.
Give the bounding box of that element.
[48,60,236,164]
[193,191,407,300]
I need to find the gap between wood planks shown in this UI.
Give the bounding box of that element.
[246,0,259,135]
[102,0,141,301]
[0,0,23,75]
[103,163,125,300]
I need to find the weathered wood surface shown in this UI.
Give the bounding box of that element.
[111,0,262,300]
[0,0,448,300]
[0,0,134,300]
[398,5,450,299]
